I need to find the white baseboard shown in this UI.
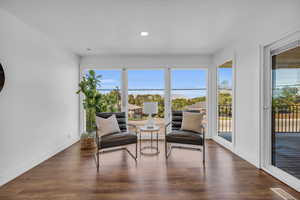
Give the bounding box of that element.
[212,136,259,168]
[263,166,300,192]
[0,136,80,187]
[212,136,233,151]
[233,149,259,168]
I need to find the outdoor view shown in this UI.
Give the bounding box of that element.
[217,61,233,142]
[127,70,165,134]
[171,69,207,128]
[272,45,300,179]
[93,70,122,113]
[83,70,122,131]
[85,69,209,135]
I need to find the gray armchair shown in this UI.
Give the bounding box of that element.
[95,112,138,172]
[165,110,205,164]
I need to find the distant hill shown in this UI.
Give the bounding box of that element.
[129,93,188,99]
[171,94,187,99]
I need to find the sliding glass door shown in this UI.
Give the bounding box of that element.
[262,36,300,191]
[271,44,300,179]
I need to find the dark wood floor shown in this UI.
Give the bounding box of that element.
[0,140,299,200]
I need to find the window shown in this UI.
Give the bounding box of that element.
[127,70,165,133]
[82,69,122,132]
[95,70,122,112]
[217,61,233,142]
[171,69,207,127]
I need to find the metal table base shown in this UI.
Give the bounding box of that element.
[139,128,160,156]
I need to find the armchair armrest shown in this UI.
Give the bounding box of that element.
[95,129,101,148]
[165,122,172,136]
[200,124,205,139]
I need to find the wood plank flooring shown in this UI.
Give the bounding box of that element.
[0,140,299,200]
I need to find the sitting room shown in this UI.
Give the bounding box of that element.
[0,0,300,199]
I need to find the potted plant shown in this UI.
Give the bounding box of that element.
[80,132,96,150]
[77,70,102,150]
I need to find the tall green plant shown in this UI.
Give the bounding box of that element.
[77,70,102,133]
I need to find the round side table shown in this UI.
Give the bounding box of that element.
[139,125,160,156]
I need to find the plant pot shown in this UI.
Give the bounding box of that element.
[80,137,96,150]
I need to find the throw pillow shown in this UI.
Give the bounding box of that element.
[180,111,203,133]
[96,114,121,136]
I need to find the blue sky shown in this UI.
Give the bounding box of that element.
[87,67,300,90]
[273,68,300,87]
[87,69,232,98]
[218,68,232,88]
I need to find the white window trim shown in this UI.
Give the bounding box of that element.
[260,29,300,192]
[213,56,236,152]
[79,65,212,139]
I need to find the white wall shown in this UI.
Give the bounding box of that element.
[80,54,212,69]
[0,9,80,185]
[213,1,300,167]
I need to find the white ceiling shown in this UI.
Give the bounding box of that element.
[0,0,273,56]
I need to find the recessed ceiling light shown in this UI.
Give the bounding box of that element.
[140,32,149,36]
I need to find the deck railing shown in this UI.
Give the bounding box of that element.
[217,105,300,134]
[272,105,300,133]
[218,104,232,133]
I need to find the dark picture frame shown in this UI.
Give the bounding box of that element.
[0,63,5,93]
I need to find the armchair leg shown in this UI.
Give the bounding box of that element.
[135,141,138,159]
[203,142,205,165]
[165,141,168,159]
[96,151,100,172]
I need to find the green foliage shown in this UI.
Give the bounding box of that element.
[272,87,299,106]
[77,70,122,132]
[80,132,95,139]
[97,88,121,113]
[129,94,207,118]
[172,96,206,111]
[77,70,102,132]
[218,93,232,105]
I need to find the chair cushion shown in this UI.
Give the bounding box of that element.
[100,131,137,149]
[166,130,203,146]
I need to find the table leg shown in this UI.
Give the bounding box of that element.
[157,131,159,152]
[140,130,141,154]
[151,132,153,150]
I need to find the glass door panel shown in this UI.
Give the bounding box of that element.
[271,45,300,179]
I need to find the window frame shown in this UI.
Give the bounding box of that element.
[261,30,300,191]
[79,66,211,138]
[214,57,236,152]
